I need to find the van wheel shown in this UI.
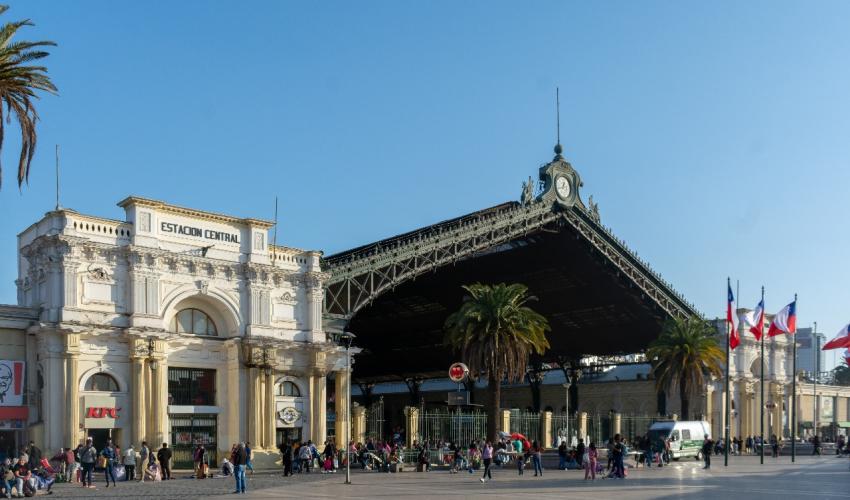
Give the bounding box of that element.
[696,451,703,461]
[672,457,680,461]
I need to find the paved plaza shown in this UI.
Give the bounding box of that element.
[46,455,850,499]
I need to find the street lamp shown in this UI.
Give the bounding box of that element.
[562,367,582,446]
[339,331,356,485]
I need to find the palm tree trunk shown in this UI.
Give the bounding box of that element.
[488,374,501,441]
[680,383,689,420]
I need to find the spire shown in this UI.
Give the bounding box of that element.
[554,87,563,160]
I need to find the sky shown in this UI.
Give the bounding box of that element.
[1,1,848,368]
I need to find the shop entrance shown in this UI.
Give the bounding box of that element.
[87,429,111,452]
[170,414,218,469]
[275,427,302,446]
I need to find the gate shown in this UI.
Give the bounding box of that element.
[586,413,612,445]
[551,413,577,446]
[509,410,541,445]
[170,414,218,469]
[418,408,487,446]
[365,397,385,441]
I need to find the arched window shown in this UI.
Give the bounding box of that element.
[173,308,217,336]
[277,381,301,397]
[85,373,119,392]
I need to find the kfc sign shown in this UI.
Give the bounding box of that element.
[86,407,120,419]
[0,361,24,407]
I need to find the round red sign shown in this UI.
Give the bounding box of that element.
[448,362,469,383]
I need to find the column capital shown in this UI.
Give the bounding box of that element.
[63,333,81,356]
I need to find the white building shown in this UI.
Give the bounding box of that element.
[15,197,351,467]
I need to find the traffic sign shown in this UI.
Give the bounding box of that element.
[448,362,469,383]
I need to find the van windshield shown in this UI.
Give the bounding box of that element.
[648,428,672,443]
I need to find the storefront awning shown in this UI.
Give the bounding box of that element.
[0,407,28,419]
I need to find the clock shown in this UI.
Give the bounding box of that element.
[278,407,300,425]
[555,176,571,199]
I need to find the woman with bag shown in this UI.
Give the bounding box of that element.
[78,439,97,489]
[100,439,117,488]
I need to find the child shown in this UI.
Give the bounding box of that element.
[584,442,598,480]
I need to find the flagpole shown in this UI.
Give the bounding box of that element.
[791,294,797,462]
[813,321,818,443]
[725,277,731,467]
[760,285,765,465]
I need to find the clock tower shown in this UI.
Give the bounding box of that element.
[538,142,583,209]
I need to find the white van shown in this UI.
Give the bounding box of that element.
[647,420,711,460]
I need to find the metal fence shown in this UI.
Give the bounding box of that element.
[418,408,488,446]
[509,410,541,445]
[365,397,385,441]
[586,413,611,445]
[620,414,660,443]
[551,413,577,447]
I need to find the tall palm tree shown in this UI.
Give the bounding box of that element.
[647,316,725,420]
[444,283,550,441]
[0,5,57,190]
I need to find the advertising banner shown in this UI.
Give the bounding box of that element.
[0,361,24,407]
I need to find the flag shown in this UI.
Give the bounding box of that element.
[741,299,765,341]
[823,323,850,350]
[767,299,797,337]
[727,284,739,349]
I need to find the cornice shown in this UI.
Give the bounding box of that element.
[118,196,274,229]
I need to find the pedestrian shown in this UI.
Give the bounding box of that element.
[702,434,713,470]
[584,442,597,480]
[157,443,172,480]
[193,444,205,479]
[480,441,493,483]
[25,442,41,473]
[79,438,97,489]
[138,441,150,482]
[557,439,567,470]
[610,434,625,479]
[279,440,293,477]
[745,435,753,454]
[245,442,254,475]
[232,442,248,494]
[298,442,312,473]
[63,446,78,483]
[812,435,821,455]
[123,444,136,481]
[530,440,543,477]
[770,435,779,458]
[101,438,118,487]
[606,438,615,471]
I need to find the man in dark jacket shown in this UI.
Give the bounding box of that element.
[702,435,714,469]
[157,443,172,480]
[233,443,248,494]
[26,441,41,471]
[279,441,293,477]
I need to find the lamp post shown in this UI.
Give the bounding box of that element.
[340,331,356,485]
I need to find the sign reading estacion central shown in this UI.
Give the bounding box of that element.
[161,222,239,243]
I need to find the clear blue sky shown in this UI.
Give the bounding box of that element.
[1,1,848,367]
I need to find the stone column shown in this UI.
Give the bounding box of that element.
[64,334,81,447]
[404,407,419,448]
[246,367,262,446]
[500,410,511,434]
[613,413,622,436]
[541,411,553,448]
[150,351,168,446]
[311,371,327,443]
[352,405,366,444]
[578,412,588,443]
[130,351,147,446]
[335,370,351,447]
[265,370,275,449]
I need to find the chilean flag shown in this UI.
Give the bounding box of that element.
[728,284,740,349]
[823,323,850,350]
[742,299,765,341]
[767,299,797,337]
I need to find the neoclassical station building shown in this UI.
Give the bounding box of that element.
[12,197,351,466]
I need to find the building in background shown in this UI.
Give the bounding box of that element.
[795,327,827,377]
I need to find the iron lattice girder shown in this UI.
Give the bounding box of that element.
[323,200,698,321]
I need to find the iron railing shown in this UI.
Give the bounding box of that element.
[418,408,488,446]
[509,410,542,445]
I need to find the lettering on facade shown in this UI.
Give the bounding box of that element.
[160,222,239,243]
[86,407,120,419]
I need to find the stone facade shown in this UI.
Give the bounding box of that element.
[15,197,350,465]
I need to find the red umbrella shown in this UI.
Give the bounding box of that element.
[510,433,531,450]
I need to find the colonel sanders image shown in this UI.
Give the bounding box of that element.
[0,365,12,404]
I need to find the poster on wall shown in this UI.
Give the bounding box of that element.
[821,396,834,421]
[0,361,24,406]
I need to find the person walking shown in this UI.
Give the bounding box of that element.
[610,434,625,479]
[584,442,598,480]
[480,441,493,483]
[701,435,713,470]
[812,435,821,455]
[101,438,118,487]
[64,446,78,483]
[232,442,248,494]
[157,443,172,480]
[557,440,567,470]
[138,442,150,483]
[298,442,312,473]
[245,442,254,476]
[193,444,206,479]
[123,444,136,481]
[530,441,543,477]
[79,438,97,489]
[279,440,293,477]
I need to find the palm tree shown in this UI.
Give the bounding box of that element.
[444,283,550,441]
[647,316,725,420]
[0,5,57,190]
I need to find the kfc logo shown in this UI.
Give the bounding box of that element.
[86,407,120,419]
